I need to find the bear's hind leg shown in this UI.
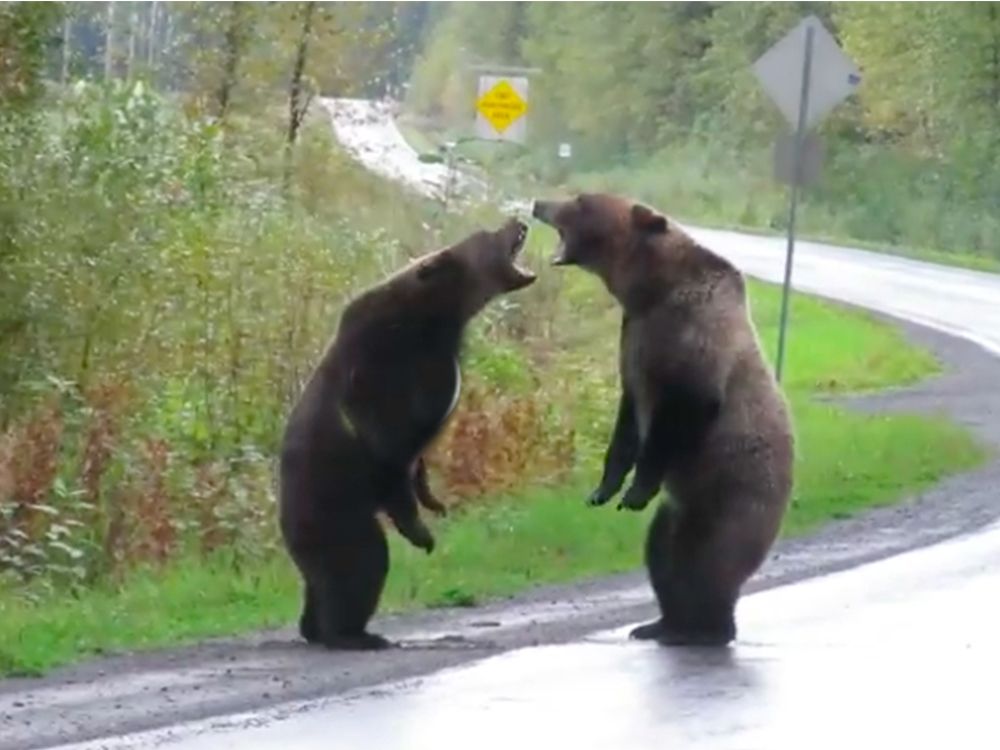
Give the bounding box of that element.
[299,582,319,643]
[630,502,676,641]
[311,516,393,650]
[632,574,734,646]
[654,581,736,646]
[633,502,736,646]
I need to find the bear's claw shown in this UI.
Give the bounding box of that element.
[423,498,448,517]
[587,486,615,507]
[617,482,657,511]
[629,620,664,640]
[396,519,436,553]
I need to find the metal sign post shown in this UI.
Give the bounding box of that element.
[774,25,814,384]
[752,15,861,383]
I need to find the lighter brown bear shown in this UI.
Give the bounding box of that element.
[533,193,794,645]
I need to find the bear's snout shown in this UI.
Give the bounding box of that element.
[531,200,557,226]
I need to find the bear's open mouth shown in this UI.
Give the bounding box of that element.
[510,221,528,255]
[508,221,535,281]
[550,228,569,266]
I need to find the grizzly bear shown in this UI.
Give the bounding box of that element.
[279,218,535,650]
[532,193,794,646]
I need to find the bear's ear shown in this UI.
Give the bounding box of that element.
[631,203,668,234]
[416,252,462,284]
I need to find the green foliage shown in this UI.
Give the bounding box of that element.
[0,0,993,675]
[52,2,428,104]
[0,2,63,108]
[409,1,1000,261]
[0,279,986,676]
[464,329,534,392]
[0,78,443,589]
[0,77,573,596]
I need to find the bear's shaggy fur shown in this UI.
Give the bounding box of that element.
[533,193,794,645]
[279,219,535,650]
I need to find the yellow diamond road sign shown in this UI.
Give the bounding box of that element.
[475,76,528,142]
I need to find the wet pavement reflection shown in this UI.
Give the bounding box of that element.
[61,522,1000,750]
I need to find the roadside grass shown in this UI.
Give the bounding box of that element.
[0,260,986,677]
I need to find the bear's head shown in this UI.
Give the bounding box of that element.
[412,217,536,319]
[533,193,739,314]
[531,192,668,273]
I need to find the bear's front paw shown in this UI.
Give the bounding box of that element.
[398,519,436,554]
[422,497,448,517]
[413,530,435,554]
[617,482,657,511]
[587,485,615,507]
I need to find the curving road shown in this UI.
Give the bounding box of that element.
[4,100,1000,750]
[682,225,1000,358]
[321,98,1000,358]
[51,519,1000,750]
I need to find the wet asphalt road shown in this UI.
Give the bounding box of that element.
[51,521,1000,750]
[683,224,1000,357]
[3,100,1000,749]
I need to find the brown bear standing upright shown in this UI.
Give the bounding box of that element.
[279,218,535,650]
[532,193,794,646]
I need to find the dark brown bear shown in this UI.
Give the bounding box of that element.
[532,193,794,646]
[279,218,535,650]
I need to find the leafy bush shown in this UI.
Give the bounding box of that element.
[0,81,581,594]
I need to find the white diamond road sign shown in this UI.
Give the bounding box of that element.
[752,14,861,130]
[751,14,861,385]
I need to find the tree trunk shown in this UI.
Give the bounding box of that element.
[127,9,137,80]
[216,2,245,121]
[284,1,317,196]
[990,4,1000,112]
[163,9,174,88]
[61,12,71,85]
[147,0,158,68]
[103,2,115,81]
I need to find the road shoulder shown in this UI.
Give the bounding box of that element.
[2,313,997,750]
